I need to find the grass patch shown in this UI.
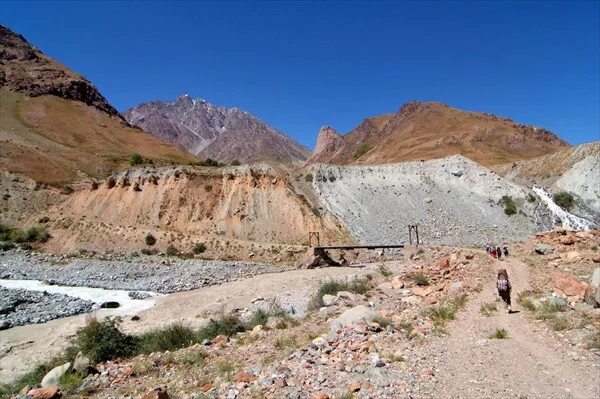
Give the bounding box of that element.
[192,242,207,254]
[354,143,372,160]
[534,301,562,321]
[372,315,392,328]
[165,244,179,256]
[0,223,50,244]
[308,277,371,310]
[274,334,298,351]
[428,295,468,327]
[137,323,197,354]
[59,372,84,393]
[197,314,245,341]
[377,264,393,278]
[517,291,536,311]
[549,315,571,331]
[489,328,509,339]
[480,302,498,317]
[216,359,238,381]
[413,273,430,286]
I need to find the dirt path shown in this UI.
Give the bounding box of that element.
[426,257,600,399]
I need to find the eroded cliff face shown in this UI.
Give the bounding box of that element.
[36,165,350,258]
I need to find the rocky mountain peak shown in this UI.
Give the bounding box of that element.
[314,125,341,154]
[122,96,310,165]
[0,24,120,117]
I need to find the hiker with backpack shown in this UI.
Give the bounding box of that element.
[496,246,502,260]
[497,268,512,313]
[502,245,509,258]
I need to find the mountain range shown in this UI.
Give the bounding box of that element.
[122,96,311,166]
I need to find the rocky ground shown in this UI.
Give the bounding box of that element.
[313,155,546,247]
[11,229,599,399]
[0,251,282,294]
[0,287,93,329]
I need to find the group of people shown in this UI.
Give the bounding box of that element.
[486,244,509,259]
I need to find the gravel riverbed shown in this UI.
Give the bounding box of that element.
[0,250,282,293]
[0,287,93,329]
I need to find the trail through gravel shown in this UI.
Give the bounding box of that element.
[426,257,600,399]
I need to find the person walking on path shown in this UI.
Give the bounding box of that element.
[496,246,502,260]
[502,245,509,258]
[497,268,512,313]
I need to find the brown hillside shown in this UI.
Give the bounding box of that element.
[308,101,569,166]
[0,89,197,185]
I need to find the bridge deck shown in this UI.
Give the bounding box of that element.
[314,244,404,250]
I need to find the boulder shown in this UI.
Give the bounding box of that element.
[436,257,450,269]
[99,301,120,309]
[560,236,575,245]
[592,254,600,263]
[337,291,357,301]
[330,305,375,330]
[27,384,61,399]
[321,294,337,306]
[390,276,404,289]
[411,286,434,297]
[564,251,582,264]
[41,362,71,388]
[534,244,554,255]
[139,388,169,399]
[584,268,600,308]
[554,272,588,297]
[72,352,93,376]
[233,371,256,383]
[450,168,464,177]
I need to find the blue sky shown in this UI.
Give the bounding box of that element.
[1,1,599,148]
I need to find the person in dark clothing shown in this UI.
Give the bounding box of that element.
[502,246,509,258]
[497,268,512,312]
[496,246,502,260]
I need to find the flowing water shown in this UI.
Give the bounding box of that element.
[532,187,595,231]
[0,279,161,316]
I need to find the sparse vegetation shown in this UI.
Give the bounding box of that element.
[500,195,517,216]
[489,328,509,339]
[549,315,571,331]
[304,173,313,182]
[274,334,298,350]
[76,317,137,363]
[428,295,468,327]
[377,264,393,278]
[141,248,158,256]
[38,216,50,223]
[553,191,574,211]
[202,158,223,167]
[131,153,144,165]
[372,315,392,328]
[204,184,213,192]
[526,193,537,203]
[413,273,430,286]
[0,223,50,244]
[137,324,197,354]
[192,242,207,254]
[166,244,180,256]
[230,160,241,166]
[58,371,84,393]
[480,302,498,317]
[145,233,156,246]
[197,314,245,341]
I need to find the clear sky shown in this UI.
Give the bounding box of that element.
[1,1,599,148]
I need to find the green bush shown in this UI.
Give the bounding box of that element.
[230,160,241,166]
[131,153,144,165]
[354,144,372,160]
[59,372,84,393]
[137,324,198,354]
[197,315,246,341]
[304,173,313,182]
[166,244,179,256]
[0,242,15,251]
[526,193,537,203]
[141,248,158,256]
[145,233,156,246]
[489,328,509,339]
[377,264,393,278]
[500,195,517,216]
[308,277,371,310]
[553,191,574,211]
[0,224,50,243]
[428,295,468,327]
[76,318,137,363]
[192,242,207,254]
[413,274,430,286]
[202,158,222,167]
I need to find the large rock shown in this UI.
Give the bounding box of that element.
[27,384,61,399]
[41,362,71,388]
[564,251,582,264]
[554,272,588,298]
[584,268,600,308]
[72,352,95,376]
[139,388,170,399]
[330,305,375,330]
[534,244,555,255]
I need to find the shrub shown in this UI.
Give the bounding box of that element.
[304,174,313,182]
[137,324,197,354]
[230,160,241,166]
[428,295,467,327]
[274,335,298,350]
[59,372,84,393]
[480,302,497,317]
[377,264,393,278]
[0,242,15,251]
[247,303,286,329]
[308,277,371,310]
[372,315,392,328]
[204,184,213,192]
[413,274,430,286]
[166,244,179,256]
[75,317,137,363]
[526,193,536,203]
[38,216,50,223]
[145,233,156,246]
[549,315,571,331]
[193,242,207,254]
[535,300,562,321]
[197,314,245,341]
[0,225,50,243]
[141,248,158,256]
[202,158,222,167]
[500,195,517,216]
[489,328,509,339]
[554,191,574,211]
[131,153,144,165]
